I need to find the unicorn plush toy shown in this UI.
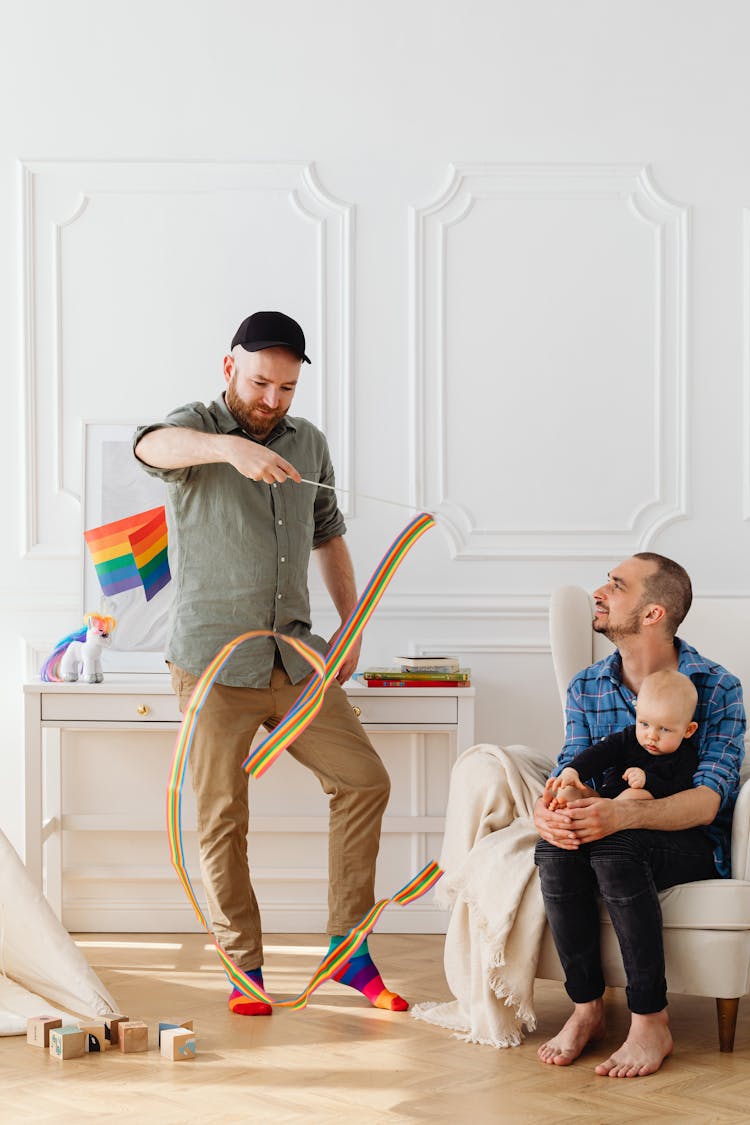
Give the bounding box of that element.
[41,613,117,684]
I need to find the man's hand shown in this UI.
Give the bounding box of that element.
[623,766,646,790]
[533,796,581,850]
[328,629,361,685]
[563,795,628,843]
[224,436,301,484]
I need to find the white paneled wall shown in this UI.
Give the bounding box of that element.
[4,2,750,927]
[411,165,688,558]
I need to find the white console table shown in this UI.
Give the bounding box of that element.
[24,676,475,933]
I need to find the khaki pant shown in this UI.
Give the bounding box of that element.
[169,662,390,970]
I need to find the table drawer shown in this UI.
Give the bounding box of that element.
[41,694,183,723]
[40,690,458,726]
[348,696,457,725]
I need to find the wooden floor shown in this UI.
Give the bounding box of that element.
[4,933,750,1124]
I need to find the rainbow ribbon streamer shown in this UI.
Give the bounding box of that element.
[84,506,171,601]
[245,510,436,778]
[167,511,442,1006]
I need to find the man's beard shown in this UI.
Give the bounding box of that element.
[593,603,645,643]
[225,378,286,439]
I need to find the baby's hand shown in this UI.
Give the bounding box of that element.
[623,766,646,790]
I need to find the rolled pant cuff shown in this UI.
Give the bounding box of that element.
[565,984,605,1005]
[326,921,369,937]
[232,954,264,972]
[626,990,668,1015]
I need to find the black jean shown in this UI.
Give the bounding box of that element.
[534,828,718,1014]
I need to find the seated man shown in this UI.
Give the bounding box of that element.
[534,553,745,1077]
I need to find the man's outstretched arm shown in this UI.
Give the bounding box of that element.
[135,427,300,483]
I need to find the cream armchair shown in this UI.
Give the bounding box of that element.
[535,585,750,1052]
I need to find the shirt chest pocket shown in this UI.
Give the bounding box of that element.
[284,472,318,532]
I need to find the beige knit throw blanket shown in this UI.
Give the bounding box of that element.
[412,743,551,1048]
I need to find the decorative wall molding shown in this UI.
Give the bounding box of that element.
[19,160,355,558]
[311,591,549,620]
[409,163,689,560]
[4,592,79,614]
[743,208,750,521]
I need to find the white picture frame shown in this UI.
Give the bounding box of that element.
[82,422,172,672]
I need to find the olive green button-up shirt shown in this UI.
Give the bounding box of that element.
[133,394,346,687]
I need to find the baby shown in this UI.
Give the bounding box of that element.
[545,668,699,808]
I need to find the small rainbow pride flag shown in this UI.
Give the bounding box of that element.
[84,506,171,601]
[128,507,171,601]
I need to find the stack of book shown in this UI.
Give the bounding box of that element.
[359,655,471,688]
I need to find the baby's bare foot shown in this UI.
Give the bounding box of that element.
[538,1001,606,1066]
[594,1011,673,1078]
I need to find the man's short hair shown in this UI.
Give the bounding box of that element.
[633,552,692,637]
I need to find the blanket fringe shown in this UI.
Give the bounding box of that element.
[487,968,537,1031]
[411,1001,526,1049]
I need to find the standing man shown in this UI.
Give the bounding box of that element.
[134,311,407,1016]
[534,554,745,1076]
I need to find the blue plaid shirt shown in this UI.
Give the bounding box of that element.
[554,639,746,877]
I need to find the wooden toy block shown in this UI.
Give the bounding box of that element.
[160,1027,196,1061]
[158,1019,193,1046]
[77,1021,107,1052]
[104,1014,129,1047]
[27,1016,62,1048]
[49,1027,86,1060]
[118,1020,149,1053]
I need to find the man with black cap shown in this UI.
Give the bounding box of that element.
[134,312,407,1016]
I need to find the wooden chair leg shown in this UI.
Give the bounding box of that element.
[716,997,740,1052]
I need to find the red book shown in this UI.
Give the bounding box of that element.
[363,678,471,688]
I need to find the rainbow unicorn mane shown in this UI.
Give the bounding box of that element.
[41,627,88,683]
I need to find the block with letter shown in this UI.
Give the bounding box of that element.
[77,1021,107,1052]
[27,1016,62,1048]
[49,1027,86,1060]
[118,1020,149,1053]
[158,1018,193,1046]
[160,1026,196,1061]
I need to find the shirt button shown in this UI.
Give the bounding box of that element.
[280,556,286,563]
[277,594,282,600]
[278,519,283,525]
[273,483,278,488]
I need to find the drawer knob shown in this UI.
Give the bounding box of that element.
[136,704,150,716]
[351,705,362,718]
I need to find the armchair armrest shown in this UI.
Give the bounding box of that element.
[731,777,750,880]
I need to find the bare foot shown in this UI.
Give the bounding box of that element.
[537,1000,606,1066]
[594,1010,673,1078]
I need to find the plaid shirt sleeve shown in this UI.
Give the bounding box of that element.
[555,675,597,772]
[690,671,746,810]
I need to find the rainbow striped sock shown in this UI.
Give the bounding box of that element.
[228,968,272,1017]
[328,937,409,1011]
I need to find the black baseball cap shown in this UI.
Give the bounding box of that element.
[231,311,311,364]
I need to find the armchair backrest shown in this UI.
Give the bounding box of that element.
[549,586,614,724]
